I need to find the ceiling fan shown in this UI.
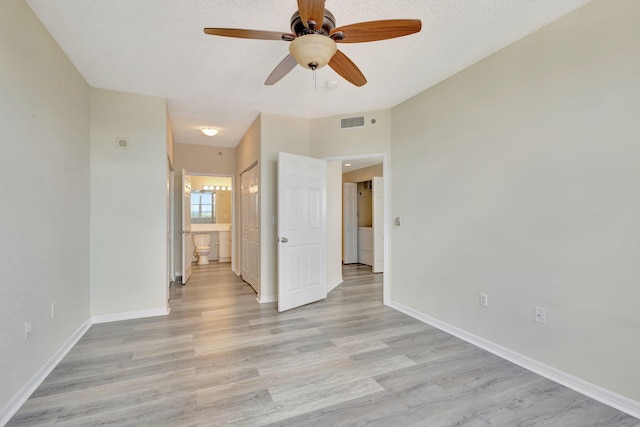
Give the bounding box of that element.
[204,0,422,87]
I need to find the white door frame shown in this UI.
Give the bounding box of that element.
[167,159,174,304]
[343,182,358,264]
[181,169,192,285]
[184,171,236,273]
[372,176,384,273]
[323,153,390,305]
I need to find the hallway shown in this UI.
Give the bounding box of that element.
[8,263,637,426]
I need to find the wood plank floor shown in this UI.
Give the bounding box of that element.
[8,263,639,426]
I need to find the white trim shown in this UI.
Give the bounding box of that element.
[258,294,277,304]
[328,277,343,293]
[0,319,92,426]
[389,301,640,419]
[91,308,169,324]
[322,153,389,305]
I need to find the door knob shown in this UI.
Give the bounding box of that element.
[280,237,288,243]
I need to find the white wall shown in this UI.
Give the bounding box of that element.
[326,161,343,291]
[390,0,640,403]
[260,113,311,300]
[0,0,90,419]
[233,112,392,300]
[310,111,392,295]
[90,89,168,319]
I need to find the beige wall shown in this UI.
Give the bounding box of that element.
[235,115,262,279]
[310,110,391,158]
[391,0,640,402]
[342,164,383,183]
[236,115,261,174]
[166,109,175,168]
[173,144,236,275]
[174,143,236,176]
[0,0,91,418]
[259,113,312,300]
[342,164,384,227]
[187,176,233,224]
[90,88,168,318]
[343,164,384,228]
[310,112,392,295]
[326,161,343,290]
[356,182,373,228]
[189,175,233,189]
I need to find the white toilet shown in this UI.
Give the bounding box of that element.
[193,234,212,265]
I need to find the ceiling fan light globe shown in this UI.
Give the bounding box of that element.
[289,34,337,70]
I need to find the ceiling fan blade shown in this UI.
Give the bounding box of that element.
[328,50,367,87]
[264,54,298,85]
[331,19,422,43]
[298,0,325,29]
[204,28,288,41]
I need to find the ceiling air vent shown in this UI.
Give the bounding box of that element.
[340,116,365,130]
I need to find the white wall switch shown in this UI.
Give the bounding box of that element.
[534,306,546,324]
[24,320,32,339]
[479,292,488,307]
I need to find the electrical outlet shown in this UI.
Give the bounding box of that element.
[24,320,32,339]
[479,292,488,307]
[51,303,56,319]
[534,306,546,324]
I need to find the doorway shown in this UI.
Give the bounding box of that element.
[324,153,389,304]
[180,172,235,278]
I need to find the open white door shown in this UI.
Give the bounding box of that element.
[372,176,384,273]
[278,152,327,312]
[343,182,357,264]
[181,169,192,285]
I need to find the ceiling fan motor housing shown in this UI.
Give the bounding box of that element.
[290,9,336,36]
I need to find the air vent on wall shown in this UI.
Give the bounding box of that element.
[340,116,365,130]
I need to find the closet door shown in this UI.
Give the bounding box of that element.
[241,166,260,293]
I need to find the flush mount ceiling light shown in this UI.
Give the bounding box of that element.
[200,127,219,137]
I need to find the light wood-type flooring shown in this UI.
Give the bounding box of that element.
[8,263,639,426]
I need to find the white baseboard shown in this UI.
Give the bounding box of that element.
[91,307,169,324]
[389,301,640,419]
[328,277,344,293]
[0,318,92,426]
[257,294,277,304]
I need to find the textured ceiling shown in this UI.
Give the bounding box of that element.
[26,0,591,148]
